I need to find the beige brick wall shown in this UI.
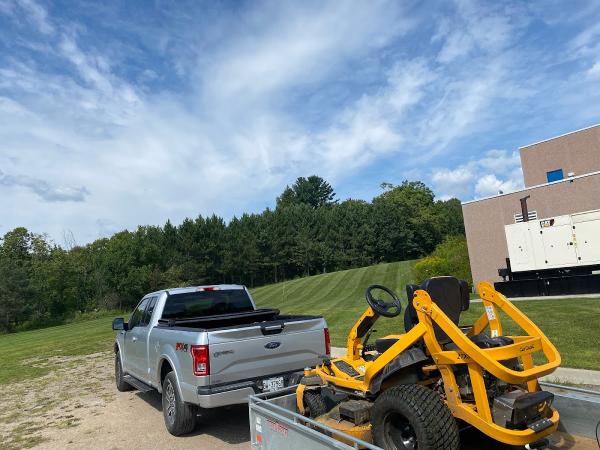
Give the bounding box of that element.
[520,124,600,187]
[462,173,600,288]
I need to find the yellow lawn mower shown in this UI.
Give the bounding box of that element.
[296,277,561,450]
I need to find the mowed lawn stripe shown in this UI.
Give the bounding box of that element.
[252,261,417,343]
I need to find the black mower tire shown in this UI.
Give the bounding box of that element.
[303,390,328,418]
[371,384,459,450]
[114,352,134,392]
[162,371,197,436]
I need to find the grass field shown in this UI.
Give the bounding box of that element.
[252,261,416,344]
[252,262,600,370]
[1,261,599,386]
[0,316,117,385]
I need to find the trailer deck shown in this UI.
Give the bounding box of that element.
[249,384,600,450]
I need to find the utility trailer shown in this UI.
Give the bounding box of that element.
[249,386,381,450]
[249,384,600,449]
[495,205,600,297]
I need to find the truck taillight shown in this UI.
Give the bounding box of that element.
[191,345,209,376]
[324,328,331,356]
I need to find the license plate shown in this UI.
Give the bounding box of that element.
[262,376,284,392]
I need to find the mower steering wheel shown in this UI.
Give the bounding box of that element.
[365,285,402,318]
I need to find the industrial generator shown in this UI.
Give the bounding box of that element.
[495,205,600,297]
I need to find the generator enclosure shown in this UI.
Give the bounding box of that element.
[505,209,600,272]
[495,209,600,297]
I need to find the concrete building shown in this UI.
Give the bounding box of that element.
[462,123,600,287]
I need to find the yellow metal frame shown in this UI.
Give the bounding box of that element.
[302,281,561,446]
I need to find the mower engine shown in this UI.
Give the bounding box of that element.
[492,389,554,431]
[453,356,554,432]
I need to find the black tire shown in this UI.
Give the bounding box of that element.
[162,371,197,436]
[115,352,134,392]
[371,384,459,450]
[303,390,328,418]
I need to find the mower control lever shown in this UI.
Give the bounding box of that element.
[365,285,402,318]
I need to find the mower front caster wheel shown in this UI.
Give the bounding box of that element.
[371,384,459,450]
[303,391,328,419]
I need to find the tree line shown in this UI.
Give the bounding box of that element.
[0,177,464,332]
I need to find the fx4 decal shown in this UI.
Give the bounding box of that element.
[175,342,188,352]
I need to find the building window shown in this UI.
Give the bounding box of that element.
[546,169,564,183]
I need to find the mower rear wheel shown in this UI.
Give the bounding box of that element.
[303,390,328,418]
[371,384,459,450]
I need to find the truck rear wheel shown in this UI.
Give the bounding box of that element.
[162,371,197,436]
[371,384,459,450]
[115,352,134,392]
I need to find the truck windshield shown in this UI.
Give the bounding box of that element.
[161,289,254,319]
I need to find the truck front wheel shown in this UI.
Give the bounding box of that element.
[162,371,197,436]
[115,352,133,392]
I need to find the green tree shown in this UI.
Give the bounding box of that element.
[276,175,336,209]
[0,177,466,334]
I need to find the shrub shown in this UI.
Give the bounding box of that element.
[412,236,472,287]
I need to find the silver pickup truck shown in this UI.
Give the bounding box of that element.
[112,284,328,435]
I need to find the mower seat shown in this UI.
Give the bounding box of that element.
[402,277,514,351]
[404,277,470,338]
[443,335,514,351]
[376,334,515,354]
[375,338,402,354]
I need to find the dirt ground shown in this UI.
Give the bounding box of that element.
[0,352,597,450]
[0,351,248,450]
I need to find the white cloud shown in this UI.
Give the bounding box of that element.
[433,0,513,63]
[0,1,421,242]
[0,169,90,201]
[1,0,599,243]
[587,61,600,78]
[317,60,435,171]
[199,2,414,104]
[17,0,54,35]
[431,149,523,200]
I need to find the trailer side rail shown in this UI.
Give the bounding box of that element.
[249,386,381,450]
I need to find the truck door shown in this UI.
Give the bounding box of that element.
[123,297,150,379]
[139,296,158,380]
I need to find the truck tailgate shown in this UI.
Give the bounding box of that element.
[207,317,325,384]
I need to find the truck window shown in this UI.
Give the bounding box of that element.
[141,296,158,326]
[129,297,150,329]
[162,290,254,319]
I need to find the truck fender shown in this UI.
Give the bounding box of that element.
[114,340,124,368]
[156,352,181,394]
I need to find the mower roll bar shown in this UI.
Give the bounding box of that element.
[413,281,561,386]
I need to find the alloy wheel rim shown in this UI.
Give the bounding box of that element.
[165,380,176,424]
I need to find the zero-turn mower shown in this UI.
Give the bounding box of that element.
[296,277,561,450]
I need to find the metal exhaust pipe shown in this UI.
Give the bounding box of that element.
[520,195,531,222]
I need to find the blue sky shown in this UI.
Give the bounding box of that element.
[1,0,600,244]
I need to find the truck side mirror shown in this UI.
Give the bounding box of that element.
[112,318,128,331]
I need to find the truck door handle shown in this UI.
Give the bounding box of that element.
[132,336,138,342]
